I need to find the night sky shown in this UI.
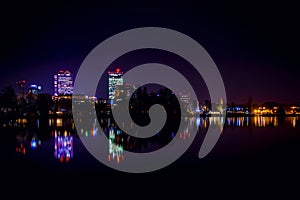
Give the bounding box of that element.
[1,1,299,104]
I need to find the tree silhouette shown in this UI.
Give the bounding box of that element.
[0,85,17,116]
[36,93,54,129]
[37,93,54,118]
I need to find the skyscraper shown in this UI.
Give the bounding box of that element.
[54,70,73,96]
[108,68,123,100]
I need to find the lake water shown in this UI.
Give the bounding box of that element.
[1,116,299,198]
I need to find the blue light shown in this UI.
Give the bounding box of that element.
[93,128,98,136]
[31,139,37,149]
[196,117,201,126]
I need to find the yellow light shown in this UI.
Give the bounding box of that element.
[56,118,62,126]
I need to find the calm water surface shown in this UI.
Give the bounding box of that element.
[1,116,299,166]
[1,116,299,197]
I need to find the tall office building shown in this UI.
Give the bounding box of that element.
[108,68,123,100]
[54,70,73,96]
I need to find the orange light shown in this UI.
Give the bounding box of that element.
[116,68,120,73]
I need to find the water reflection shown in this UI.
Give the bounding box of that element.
[15,130,42,156]
[16,142,26,155]
[30,137,41,149]
[7,115,299,165]
[3,118,27,128]
[54,130,73,163]
[225,116,298,128]
[108,128,124,163]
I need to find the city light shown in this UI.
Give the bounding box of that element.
[54,70,73,96]
[108,69,123,101]
[54,131,73,163]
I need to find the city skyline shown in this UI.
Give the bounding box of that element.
[1,2,299,197]
[6,65,300,106]
[1,2,300,105]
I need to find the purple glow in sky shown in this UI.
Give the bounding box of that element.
[1,1,299,104]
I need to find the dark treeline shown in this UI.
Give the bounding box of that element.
[0,85,53,120]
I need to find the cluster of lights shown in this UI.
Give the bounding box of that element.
[54,70,73,96]
[30,137,41,149]
[108,128,124,163]
[16,143,26,155]
[108,68,124,101]
[54,131,73,163]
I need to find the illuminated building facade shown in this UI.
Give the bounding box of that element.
[28,84,42,95]
[108,68,123,100]
[54,70,73,96]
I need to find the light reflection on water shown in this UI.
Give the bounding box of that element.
[9,116,299,164]
[224,116,299,128]
[54,130,73,163]
[108,127,124,163]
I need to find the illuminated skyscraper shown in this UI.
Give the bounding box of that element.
[108,68,123,100]
[54,70,73,96]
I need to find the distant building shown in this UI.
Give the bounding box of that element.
[108,68,123,101]
[227,106,246,115]
[54,70,73,96]
[16,80,26,94]
[115,83,137,100]
[178,91,190,104]
[178,91,199,114]
[28,84,42,95]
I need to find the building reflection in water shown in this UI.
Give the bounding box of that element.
[30,137,41,149]
[56,118,62,127]
[16,142,26,155]
[291,117,297,128]
[12,115,298,164]
[179,128,191,140]
[54,130,73,163]
[225,116,298,128]
[108,127,124,163]
[15,130,42,155]
[199,116,225,132]
[178,117,192,140]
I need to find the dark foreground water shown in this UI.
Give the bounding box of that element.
[0,116,299,198]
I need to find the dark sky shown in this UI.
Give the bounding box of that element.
[1,1,299,104]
